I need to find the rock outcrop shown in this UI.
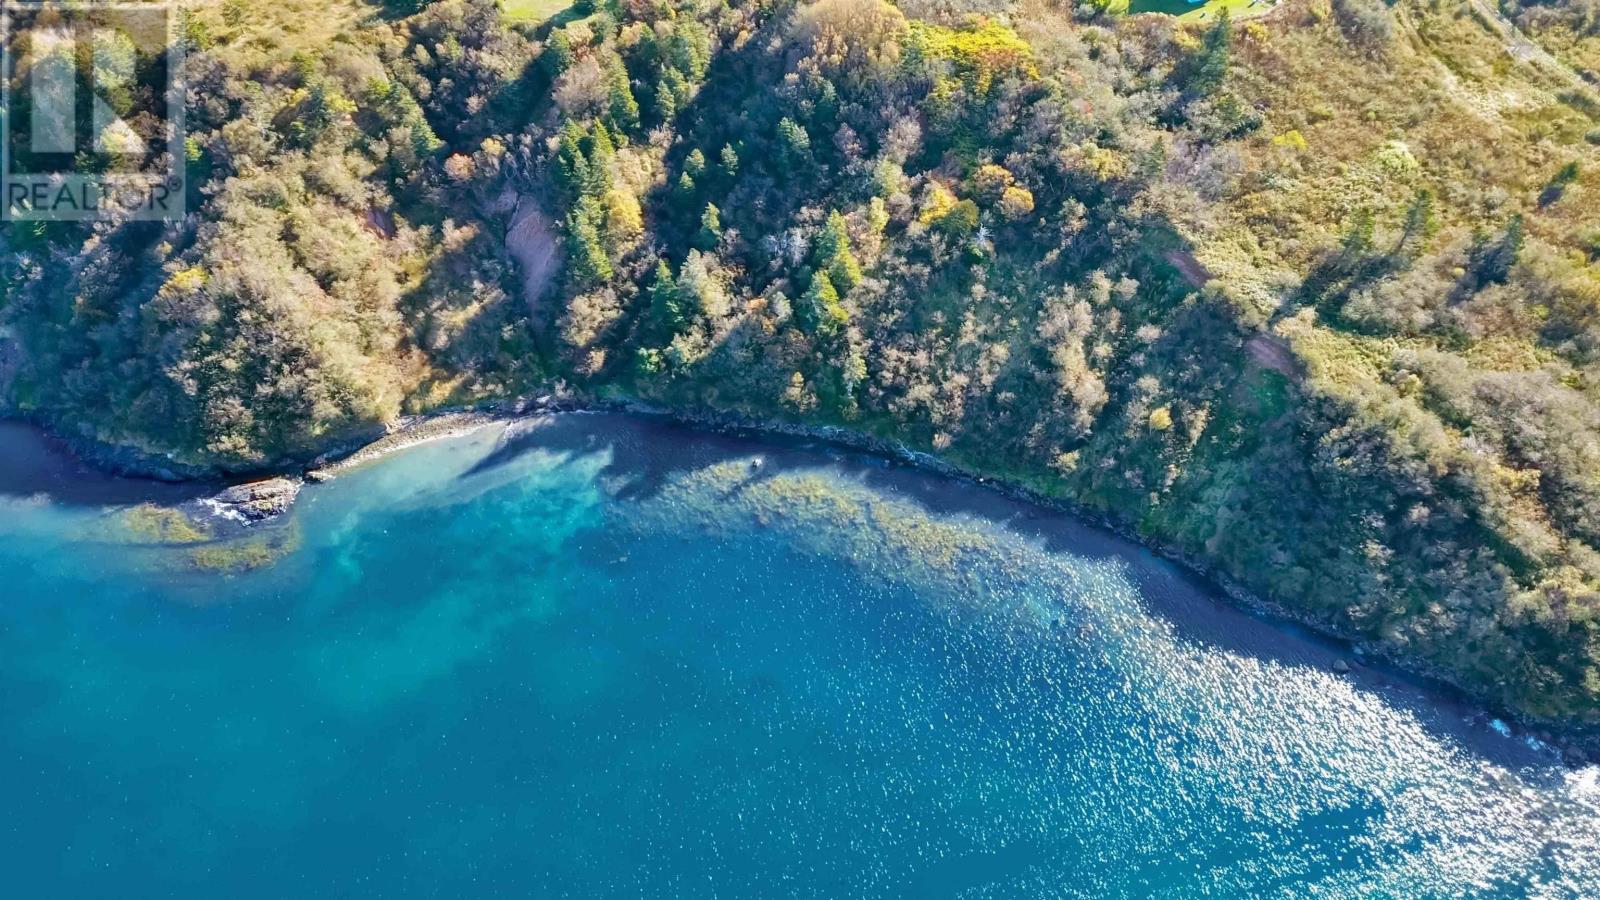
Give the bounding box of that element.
[200,477,302,524]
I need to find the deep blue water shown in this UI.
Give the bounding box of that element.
[0,414,1596,897]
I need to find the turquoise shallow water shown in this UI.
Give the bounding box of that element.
[1,414,1597,897]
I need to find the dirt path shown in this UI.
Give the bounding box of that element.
[1245,333,1303,381]
[1468,0,1599,98]
[1165,249,1213,288]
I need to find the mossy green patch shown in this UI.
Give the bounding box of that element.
[188,532,297,574]
[122,505,211,545]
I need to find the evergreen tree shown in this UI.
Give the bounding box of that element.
[663,67,691,104]
[647,260,686,338]
[799,270,848,336]
[554,119,591,198]
[696,203,723,250]
[544,31,574,78]
[651,65,692,126]
[675,171,697,210]
[777,118,811,171]
[664,20,712,80]
[814,211,861,292]
[685,148,707,179]
[567,196,613,285]
[606,58,640,133]
[719,143,739,180]
[936,200,980,241]
[584,122,615,197]
[833,340,867,417]
[1189,11,1232,99]
[291,81,356,148]
[653,77,678,124]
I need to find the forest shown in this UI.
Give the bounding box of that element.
[2,0,1599,725]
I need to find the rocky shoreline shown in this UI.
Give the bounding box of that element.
[305,411,510,482]
[195,477,303,525]
[8,395,1598,765]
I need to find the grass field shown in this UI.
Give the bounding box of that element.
[186,0,375,67]
[501,0,572,25]
[1128,0,1275,21]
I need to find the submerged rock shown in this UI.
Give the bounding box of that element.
[121,504,210,544]
[187,529,299,574]
[202,477,302,524]
[1332,658,1352,675]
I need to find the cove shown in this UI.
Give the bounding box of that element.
[0,413,1596,897]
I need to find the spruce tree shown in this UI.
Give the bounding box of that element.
[800,270,847,336]
[675,171,697,210]
[653,78,677,124]
[585,122,615,197]
[606,58,640,133]
[567,196,613,284]
[685,148,707,179]
[814,211,861,293]
[647,260,686,338]
[544,31,574,78]
[1190,11,1232,99]
[663,67,690,104]
[555,120,590,199]
[696,203,722,250]
[777,118,811,170]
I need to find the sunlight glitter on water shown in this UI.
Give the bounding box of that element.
[0,414,1595,897]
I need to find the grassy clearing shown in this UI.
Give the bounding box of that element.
[501,0,572,25]
[185,0,376,69]
[1128,0,1277,22]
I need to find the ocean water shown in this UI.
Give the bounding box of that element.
[0,414,1596,898]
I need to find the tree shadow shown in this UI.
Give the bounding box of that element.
[0,422,214,507]
[458,411,785,503]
